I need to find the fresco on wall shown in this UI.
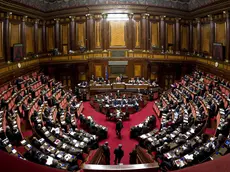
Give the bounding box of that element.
[11,0,220,12]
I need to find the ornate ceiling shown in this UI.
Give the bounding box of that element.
[10,0,221,12]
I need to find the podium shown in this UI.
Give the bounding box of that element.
[213,43,225,61]
[11,44,24,62]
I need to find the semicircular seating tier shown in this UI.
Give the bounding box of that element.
[90,92,147,121]
[0,70,230,172]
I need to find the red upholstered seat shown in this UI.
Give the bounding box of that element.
[210,117,216,121]
[151,151,157,157]
[77,159,83,166]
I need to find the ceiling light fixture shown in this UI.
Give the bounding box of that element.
[107,14,128,21]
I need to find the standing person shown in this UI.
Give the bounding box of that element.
[102,142,110,165]
[114,144,124,164]
[116,119,123,139]
[129,145,138,164]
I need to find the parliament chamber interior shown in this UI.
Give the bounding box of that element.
[0,0,230,172]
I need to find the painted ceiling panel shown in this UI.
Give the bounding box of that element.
[10,0,221,12]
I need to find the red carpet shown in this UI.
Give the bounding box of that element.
[22,130,33,138]
[204,128,216,136]
[82,101,161,165]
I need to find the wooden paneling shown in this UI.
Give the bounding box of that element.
[25,25,34,53]
[61,24,69,54]
[167,23,173,44]
[201,24,210,53]
[193,25,197,51]
[95,20,102,49]
[61,24,68,45]
[46,26,54,51]
[79,73,86,81]
[0,21,3,59]
[151,22,159,47]
[0,59,40,85]
[95,64,102,77]
[109,21,126,47]
[134,64,142,77]
[181,25,189,50]
[215,22,226,45]
[10,23,21,47]
[38,27,42,53]
[135,20,141,48]
[76,22,86,47]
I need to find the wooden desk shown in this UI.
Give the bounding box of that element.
[90,85,112,91]
[89,84,160,99]
[220,85,230,97]
[112,83,125,90]
[83,163,159,172]
[211,153,222,160]
[153,102,161,117]
[125,84,149,90]
[76,102,84,116]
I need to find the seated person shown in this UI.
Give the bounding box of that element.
[116,76,121,82]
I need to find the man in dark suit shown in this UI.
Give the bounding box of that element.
[147,115,156,128]
[29,87,35,98]
[102,142,110,165]
[21,103,28,116]
[41,75,47,84]
[114,144,124,164]
[129,145,137,164]
[15,94,23,104]
[16,77,23,89]
[52,96,58,107]
[116,119,123,138]
[5,126,14,142]
[0,98,7,110]
[12,88,17,95]
[38,98,43,106]
[28,94,33,104]
[31,137,41,148]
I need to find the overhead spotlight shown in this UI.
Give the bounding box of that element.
[9,12,12,15]
[223,11,226,14]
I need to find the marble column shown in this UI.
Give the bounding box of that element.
[21,16,27,57]
[160,16,166,52]
[197,18,201,53]
[141,13,149,52]
[34,19,39,54]
[3,12,11,62]
[54,18,60,50]
[175,18,181,53]
[86,14,95,52]
[209,15,215,56]
[128,13,134,52]
[42,20,47,52]
[146,14,150,52]
[189,20,193,53]
[225,11,230,62]
[69,16,76,50]
[102,13,108,52]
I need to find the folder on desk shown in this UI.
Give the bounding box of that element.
[219,147,227,155]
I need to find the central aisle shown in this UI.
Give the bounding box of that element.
[82,101,160,164]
